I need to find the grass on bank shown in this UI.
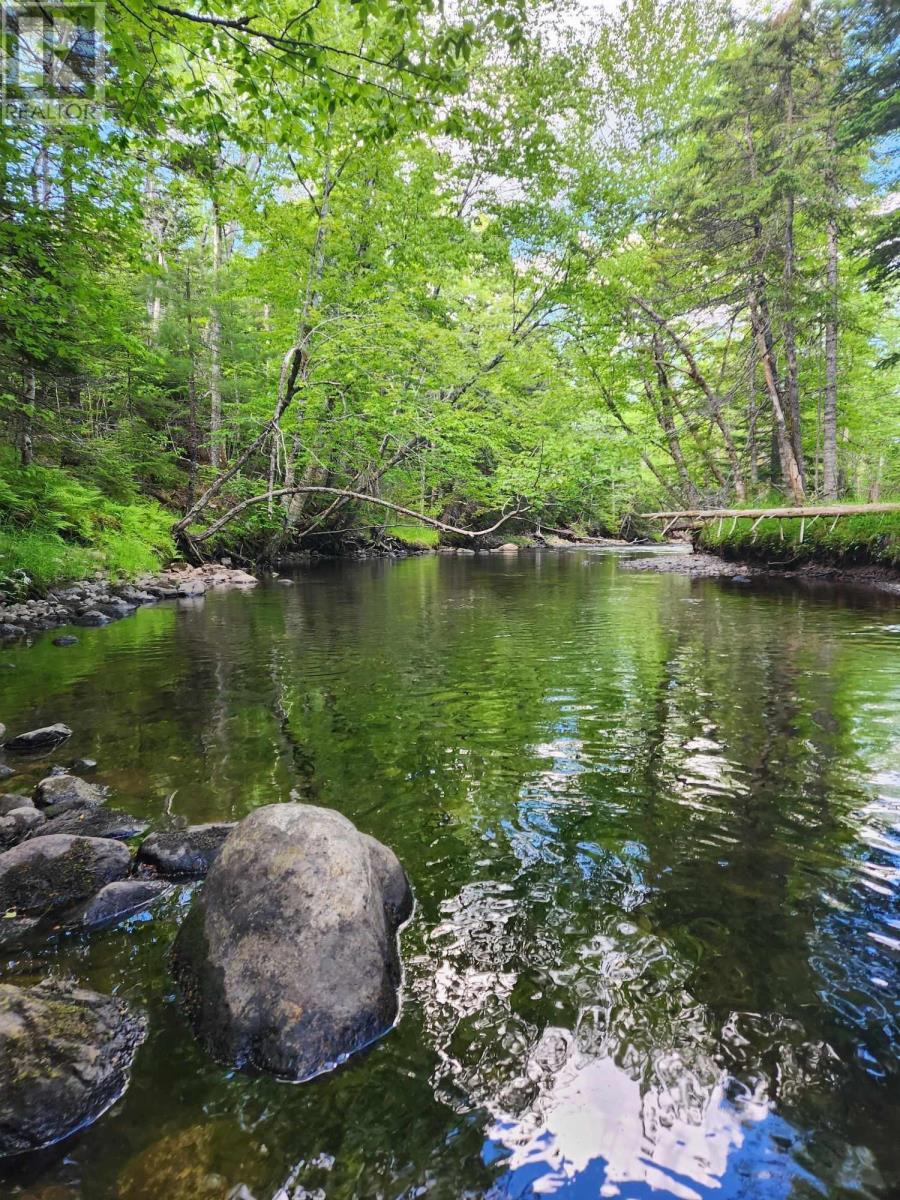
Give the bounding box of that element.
[698,509,900,569]
[0,455,174,597]
[383,524,441,548]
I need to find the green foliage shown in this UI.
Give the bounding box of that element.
[0,0,896,586]
[0,452,174,593]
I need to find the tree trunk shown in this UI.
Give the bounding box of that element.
[643,382,697,503]
[748,341,758,488]
[280,125,336,526]
[635,297,745,500]
[749,288,805,504]
[185,271,200,509]
[783,196,804,483]
[20,367,35,466]
[823,214,839,499]
[781,71,804,484]
[208,203,225,469]
[145,173,164,337]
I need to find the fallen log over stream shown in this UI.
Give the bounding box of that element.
[641,503,900,520]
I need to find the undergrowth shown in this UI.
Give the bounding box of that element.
[0,452,175,597]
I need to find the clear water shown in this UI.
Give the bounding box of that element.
[1,550,898,1200]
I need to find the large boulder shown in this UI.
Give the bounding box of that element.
[0,834,131,918]
[3,724,72,756]
[136,823,235,878]
[171,803,412,1081]
[0,981,146,1157]
[34,774,107,812]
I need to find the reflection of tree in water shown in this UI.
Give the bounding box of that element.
[407,582,896,1197]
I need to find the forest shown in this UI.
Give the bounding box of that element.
[0,0,897,586]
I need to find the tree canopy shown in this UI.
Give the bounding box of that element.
[0,0,897,581]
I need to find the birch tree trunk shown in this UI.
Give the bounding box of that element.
[208,201,225,470]
[823,119,840,503]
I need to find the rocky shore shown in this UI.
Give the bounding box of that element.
[620,548,900,594]
[0,716,412,1163]
[0,563,259,640]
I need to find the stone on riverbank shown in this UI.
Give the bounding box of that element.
[3,724,72,756]
[35,806,147,842]
[136,823,235,878]
[0,981,146,1157]
[62,879,171,932]
[75,610,111,627]
[0,806,45,850]
[0,565,260,639]
[171,803,412,1080]
[0,793,32,815]
[0,834,131,920]
[34,774,107,811]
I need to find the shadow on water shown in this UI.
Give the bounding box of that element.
[0,551,898,1199]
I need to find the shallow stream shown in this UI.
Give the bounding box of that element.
[2,550,899,1199]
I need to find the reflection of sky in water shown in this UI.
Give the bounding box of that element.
[482,1045,813,1199]
[412,667,899,1199]
[420,867,845,1200]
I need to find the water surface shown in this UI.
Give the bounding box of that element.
[1,551,899,1199]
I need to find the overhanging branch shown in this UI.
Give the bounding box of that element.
[186,487,528,545]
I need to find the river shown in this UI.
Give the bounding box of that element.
[2,549,899,1199]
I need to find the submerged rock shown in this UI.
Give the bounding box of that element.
[3,724,72,756]
[62,879,171,932]
[0,765,15,781]
[0,834,131,921]
[118,1123,266,1200]
[72,757,99,773]
[0,980,146,1157]
[171,803,412,1080]
[33,774,106,812]
[136,823,235,878]
[35,806,147,842]
[52,635,79,647]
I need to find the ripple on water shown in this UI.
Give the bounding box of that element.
[1,554,900,1198]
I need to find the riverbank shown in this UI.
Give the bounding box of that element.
[0,564,259,640]
[621,511,900,594]
[621,546,900,595]
[1,528,637,640]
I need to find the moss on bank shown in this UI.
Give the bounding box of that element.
[698,510,900,570]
